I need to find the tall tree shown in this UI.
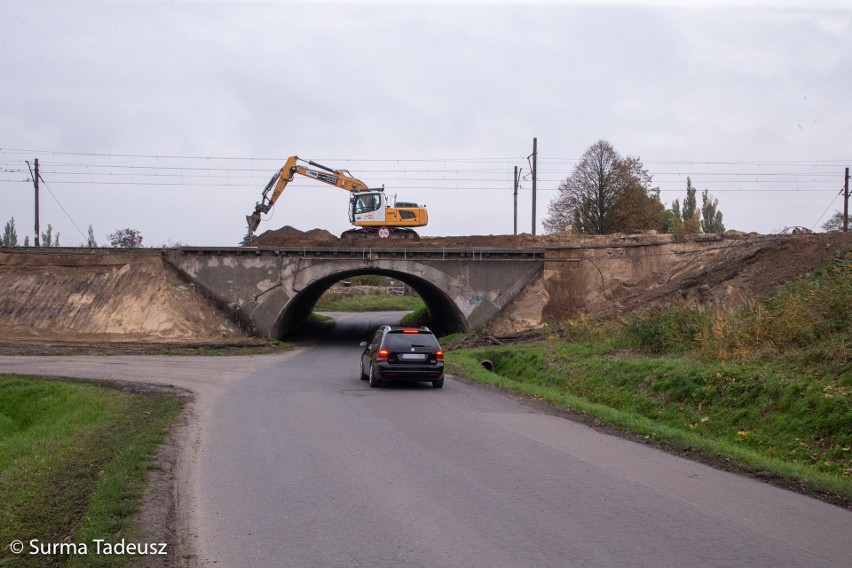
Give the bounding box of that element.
[680,177,701,234]
[86,225,98,248]
[2,217,18,247]
[107,228,144,248]
[544,140,662,234]
[41,224,60,247]
[700,189,725,234]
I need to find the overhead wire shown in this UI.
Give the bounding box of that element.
[1,149,847,198]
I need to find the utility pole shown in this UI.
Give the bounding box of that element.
[531,137,537,235]
[513,166,520,235]
[844,167,849,232]
[29,159,40,247]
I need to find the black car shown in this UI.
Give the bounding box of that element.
[359,326,444,389]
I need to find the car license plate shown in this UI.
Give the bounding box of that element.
[399,353,427,361]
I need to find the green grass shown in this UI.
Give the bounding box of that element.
[447,247,852,502]
[314,294,425,312]
[0,376,183,567]
[400,306,430,326]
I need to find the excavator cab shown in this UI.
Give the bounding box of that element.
[349,191,387,224]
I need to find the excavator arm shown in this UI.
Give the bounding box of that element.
[246,156,369,232]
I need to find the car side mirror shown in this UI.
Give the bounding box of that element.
[359,341,367,348]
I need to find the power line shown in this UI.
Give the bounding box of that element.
[38,174,88,241]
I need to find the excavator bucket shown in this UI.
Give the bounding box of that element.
[246,212,261,233]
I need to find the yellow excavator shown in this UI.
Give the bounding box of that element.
[246,156,428,240]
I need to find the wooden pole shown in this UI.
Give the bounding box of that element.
[34,158,40,247]
[531,138,537,235]
[513,166,519,235]
[844,167,849,232]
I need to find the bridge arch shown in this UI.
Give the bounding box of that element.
[164,248,546,340]
[274,267,469,339]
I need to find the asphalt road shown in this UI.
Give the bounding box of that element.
[2,312,851,567]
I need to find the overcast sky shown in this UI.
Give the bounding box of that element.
[2,0,850,247]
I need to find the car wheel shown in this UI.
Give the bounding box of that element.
[359,360,368,381]
[368,364,382,388]
[432,377,444,389]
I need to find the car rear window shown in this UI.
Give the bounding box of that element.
[384,332,440,350]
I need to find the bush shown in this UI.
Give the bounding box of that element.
[625,305,708,354]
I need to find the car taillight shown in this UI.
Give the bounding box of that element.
[436,350,444,361]
[378,349,389,360]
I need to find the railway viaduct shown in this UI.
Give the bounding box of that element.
[163,234,740,339]
[164,247,546,338]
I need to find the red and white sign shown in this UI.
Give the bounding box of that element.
[377,226,391,239]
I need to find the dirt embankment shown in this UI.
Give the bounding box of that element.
[0,250,258,353]
[513,231,851,330]
[587,231,852,318]
[1,229,849,354]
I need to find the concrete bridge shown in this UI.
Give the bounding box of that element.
[163,233,771,339]
[164,247,546,338]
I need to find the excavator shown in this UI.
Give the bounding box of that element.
[246,156,428,240]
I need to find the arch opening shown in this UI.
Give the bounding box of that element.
[274,268,469,341]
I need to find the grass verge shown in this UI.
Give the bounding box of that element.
[0,376,184,567]
[447,248,852,504]
[314,294,425,312]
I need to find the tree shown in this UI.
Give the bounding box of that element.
[665,177,721,235]
[41,224,60,247]
[662,209,681,234]
[86,225,98,248]
[680,177,701,234]
[700,189,725,234]
[107,228,144,248]
[821,210,846,233]
[2,217,18,247]
[544,140,663,234]
[608,157,665,232]
[240,225,257,246]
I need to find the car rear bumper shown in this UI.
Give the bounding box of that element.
[375,362,444,381]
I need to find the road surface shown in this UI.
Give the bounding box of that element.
[1,312,850,567]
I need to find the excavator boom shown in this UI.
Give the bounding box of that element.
[246,155,428,238]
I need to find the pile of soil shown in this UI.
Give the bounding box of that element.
[250,226,338,246]
[249,224,560,248]
[0,250,260,354]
